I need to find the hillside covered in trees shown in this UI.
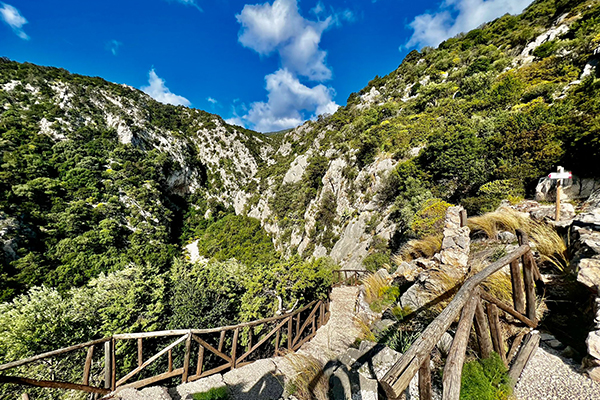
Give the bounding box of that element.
[1,0,600,397]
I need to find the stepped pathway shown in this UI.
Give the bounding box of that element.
[115,286,362,400]
[514,343,600,400]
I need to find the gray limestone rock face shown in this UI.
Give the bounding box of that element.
[439,206,470,272]
[356,342,402,381]
[530,203,575,221]
[222,359,284,400]
[578,259,600,293]
[536,177,600,202]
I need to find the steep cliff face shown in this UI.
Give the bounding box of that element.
[2,0,600,285]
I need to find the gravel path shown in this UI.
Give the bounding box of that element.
[515,343,600,400]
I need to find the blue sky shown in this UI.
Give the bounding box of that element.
[1,0,532,132]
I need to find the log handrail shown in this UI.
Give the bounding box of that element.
[381,244,532,398]
[0,295,332,396]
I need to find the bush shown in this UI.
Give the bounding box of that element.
[411,198,452,237]
[460,353,512,400]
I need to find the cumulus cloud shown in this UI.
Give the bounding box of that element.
[236,0,333,81]
[0,2,29,40]
[236,69,339,132]
[168,0,202,11]
[234,0,352,132]
[142,69,191,107]
[107,40,122,56]
[406,0,532,48]
[207,97,218,104]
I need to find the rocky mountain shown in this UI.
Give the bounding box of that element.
[1,0,600,299]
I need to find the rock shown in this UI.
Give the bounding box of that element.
[222,359,283,400]
[587,330,600,360]
[498,231,517,242]
[439,206,470,272]
[535,176,600,202]
[577,259,600,293]
[562,346,580,359]
[356,344,402,381]
[140,387,173,400]
[329,366,377,400]
[376,268,391,281]
[437,332,454,356]
[530,203,575,221]
[169,374,226,400]
[393,262,421,282]
[372,319,395,336]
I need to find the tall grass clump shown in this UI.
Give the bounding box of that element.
[363,273,399,312]
[395,234,443,262]
[468,208,570,272]
[284,352,328,400]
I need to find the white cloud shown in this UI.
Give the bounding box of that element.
[107,40,122,56]
[406,0,532,48]
[236,0,333,81]
[141,69,191,107]
[0,2,29,40]
[207,97,218,104]
[168,0,202,11]
[235,69,339,132]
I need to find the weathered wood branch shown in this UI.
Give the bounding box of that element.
[380,245,530,398]
[442,293,479,400]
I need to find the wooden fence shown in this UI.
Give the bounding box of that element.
[332,269,371,286]
[381,230,541,400]
[0,298,331,396]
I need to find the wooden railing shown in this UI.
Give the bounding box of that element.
[332,269,371,286]
[381,230,541,400]
[0,298,331,396]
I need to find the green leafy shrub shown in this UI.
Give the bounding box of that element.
[192,386,230,400]
[460,353,512,400]
[411,198,452,237]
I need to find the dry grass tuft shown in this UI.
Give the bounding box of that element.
[467,208,530,239]
[283,352,329,400]
[395,234,443,262]
[363,273,391,304]
[354,313,376,342]
[468,208,570,273]
[529,223,569,272]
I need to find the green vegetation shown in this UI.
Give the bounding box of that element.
[192,386,230,400]
[460,353,512,400]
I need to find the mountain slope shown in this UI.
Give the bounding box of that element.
[1,0,599,298]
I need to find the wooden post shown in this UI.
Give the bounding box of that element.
[248,327,253,351]
[419,354,432,400]
[182,332,192,383]
[168,349,173,373]
[508,332,540,386]
[275,327,280,356]
[288,316,293,351]
[82,345,94,386]
[296,313,300,339]
[507,331,526,364]
[486,303,507,366]
[443,294,478,400]
[459,209,468,227]
[111,339,116,390]
[218,330,226,353]
[137,338,143,368]
[196,344,204,376]
[231,328,239,369]
[509,259,525,314]
[474,298,493,359]
[104,340,112,390]
[522,255,538,325]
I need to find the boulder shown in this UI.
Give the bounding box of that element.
[535,176,600,202]
[222,359,283,400]
[577,259,600,293]
[529,203,575,221]
[356,341,403,381]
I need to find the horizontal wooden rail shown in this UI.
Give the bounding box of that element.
[381,244,530,398]
[0,337,111,371]
[0,288,334,396]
